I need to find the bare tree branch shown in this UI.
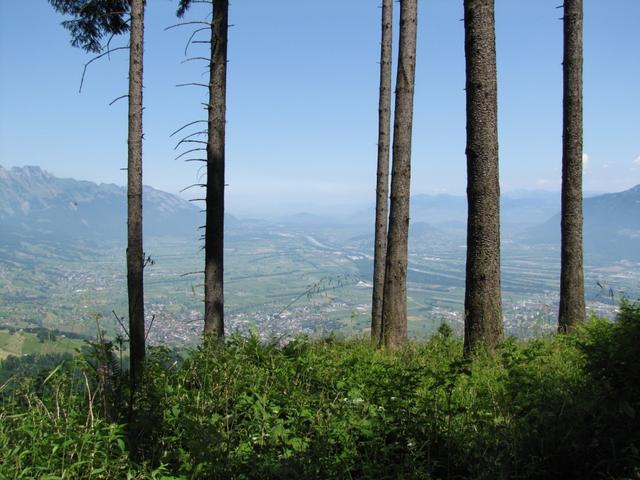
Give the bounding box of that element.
[184,27,210,56]
[180,271,205,277]
[175,139,207,150]
[144,314,156,342]
[177,129,207,142]
[103,17,131,58]
[109,94,129,106]
[180,183,206,193]
[174,130,207,149]
[79,45,129,93]
[112,310,129,340]
[175,147,206,160]
[176,82,208,88]
[169,120,207,137]
[181,57,210,64]
[164,21,209,32]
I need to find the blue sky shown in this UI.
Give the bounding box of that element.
[1,1,638,217]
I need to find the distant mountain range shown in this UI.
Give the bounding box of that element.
[346,191,562,234]
[0,165,202,244]
[1,165,638,262]
[523,184,640,261]
[293,185,639,262]
[403,185,639,261]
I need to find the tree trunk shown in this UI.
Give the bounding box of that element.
[371,0,393,345]
[204,0,228,338]
[381,0,417,349]
[126,0,145,384]
[463,0,503,355]
[559,0,585,332]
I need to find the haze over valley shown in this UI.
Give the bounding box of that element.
[2,165,638,348]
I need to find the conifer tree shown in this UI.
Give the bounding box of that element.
[177,0,228,338]
[558,0,586,332]
[462,0,503,354]
[371,0,393,345]
[49,0,146,382]
[381,0,418,349]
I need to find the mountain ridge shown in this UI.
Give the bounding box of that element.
[522,184,640,261]
[0,165,202,244]
[2,165,638,261]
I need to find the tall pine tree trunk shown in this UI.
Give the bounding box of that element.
[381,0,417,349]
[371,0,393,345]
[463,0,503,355]
[204,0,228,337]
[559,0,585,332]
[127,0,145,383]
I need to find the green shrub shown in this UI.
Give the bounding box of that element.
[2,303,639,479]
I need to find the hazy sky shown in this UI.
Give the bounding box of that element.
[1,1,638,216]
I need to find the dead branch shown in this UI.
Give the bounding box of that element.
[175,139,207,150]
[79,45,129,93]
[112,310,129,339]
[184,27,210,56]
[180,271,205,277]
[176,129,207,142]
[144,314,156,342]
[103,17,130,58]
[174,130,207,149]
[170,120,207,137]
[181,57,210,64]
[109,94,129,106]
[176,82,208,88]
[164,21,209,32]
[180,183,207,193]
[175,147,206,160]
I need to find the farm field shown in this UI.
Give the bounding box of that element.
[2,220,638,347]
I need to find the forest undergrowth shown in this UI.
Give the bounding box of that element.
[1,301,639,479]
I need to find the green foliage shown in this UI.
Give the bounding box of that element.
[572,300,640,475]
[2,302,639,479]
[0,354,167,478]
[48,0,131,53]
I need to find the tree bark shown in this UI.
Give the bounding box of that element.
[381,0,417,350]
[559,0,585,332]
[463,0,503,355]
[204,0,228,338]
[371,0,393,345]
[127,0,145,384]
[127,0,145,386]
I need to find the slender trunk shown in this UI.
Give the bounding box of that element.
[559,0,585,332]
[127,0,145,384]
[371,0,393,345]
[204,0,228,337]
[463,0,503,355]
[381,0,417,349]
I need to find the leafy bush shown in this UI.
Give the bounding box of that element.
[0,356,167,478]
[1,303,639,479]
